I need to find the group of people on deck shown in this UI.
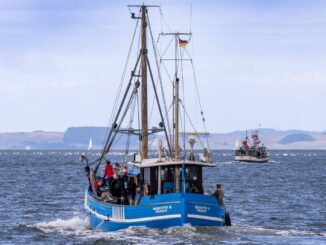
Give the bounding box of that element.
[91,160,139,205]
[88,160,225,206]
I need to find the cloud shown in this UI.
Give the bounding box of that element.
[4,51,54,72]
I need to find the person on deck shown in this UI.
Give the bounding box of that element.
[164,167,173,181]
[212,184,225,206]
[94,177,113,201]
[122,165,128,176]
[93,176,102,193]
[112,162,120,179]
[103,160,114,185]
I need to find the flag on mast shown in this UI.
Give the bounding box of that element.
[178,38,188,47]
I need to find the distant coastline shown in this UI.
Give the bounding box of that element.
[0,127,325,150]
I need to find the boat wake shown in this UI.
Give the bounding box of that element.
[27,215,326,244]
[218,161,236,165]
[27,216,89,235]
[27,215,189,244]
[226,224,326,238]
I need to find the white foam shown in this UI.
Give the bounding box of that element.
[28,216,162,243]
[233,224,326,238]
[29,216,89,234]
[268,160,280,164]
[165,223,196,237]
[219,161,235,165]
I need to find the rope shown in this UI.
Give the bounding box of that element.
[99,12,141,159]
[179,46,186,157]
[179,100,205,148]
[147,11,173,149]
[124,90,137,163]
[184,47,210,148]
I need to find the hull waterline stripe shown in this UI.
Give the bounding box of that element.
[85,205,110,221]
[187,214,224,222]
[85,204,181,222]
[109,214,181,223]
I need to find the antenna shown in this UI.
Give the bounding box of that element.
[189,3,192,33]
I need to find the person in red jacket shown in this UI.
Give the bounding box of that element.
[93,176,102,190]
[103,160,114,184]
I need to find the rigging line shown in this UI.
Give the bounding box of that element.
[147,12,173,146]
[94,53,142,174]
[160,4,163,34]
[148,134,157,150]
[146,55,172,156]
[104,90,138,158]
[179,105,185,158]
[100,58,140,159]
[124,94,137,164]
[179,46,186,156]
[136,87,141,151]
[148,80,156,126]
[161,36,174,58]
[110,129,124,151]
[179,100,205,148]
[147,80,164,151]
[156,36,174,84]
[109,12,140,126]
[126,93,137,152]
[159,7,172,33]
[160,60,174,84]
[184,48,210,148]
[189,3,192,33]
[99,13,140,159]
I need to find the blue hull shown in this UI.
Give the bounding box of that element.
[84,189,226,231]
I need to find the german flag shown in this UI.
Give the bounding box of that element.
[178,38,188,47]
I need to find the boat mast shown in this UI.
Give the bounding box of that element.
[174,77,180,160]
[160,32,191,160]
[140,5,148,159]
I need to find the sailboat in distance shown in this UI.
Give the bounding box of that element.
[88,138,93,151]
[80,4,231,231]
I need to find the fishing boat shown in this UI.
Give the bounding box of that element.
[81,4,231,231]
[235,130,269,162]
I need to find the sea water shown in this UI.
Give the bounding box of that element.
[0,150,325,244]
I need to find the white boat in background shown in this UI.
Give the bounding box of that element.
[235,130,269,162]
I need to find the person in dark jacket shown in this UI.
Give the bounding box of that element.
[212,184,224,206]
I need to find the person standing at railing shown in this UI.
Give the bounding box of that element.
[212,184,224,206]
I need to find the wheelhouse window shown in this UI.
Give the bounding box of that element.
[141,167,158,196]
[160,165,203,194]
[161,166,175,194]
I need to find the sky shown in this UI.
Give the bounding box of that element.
[1,0,326,133]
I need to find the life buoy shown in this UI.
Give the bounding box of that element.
[189,186,199,193]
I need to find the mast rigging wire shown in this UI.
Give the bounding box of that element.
[147,12,173,150]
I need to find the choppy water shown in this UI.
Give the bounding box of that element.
[0,150,325,244]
